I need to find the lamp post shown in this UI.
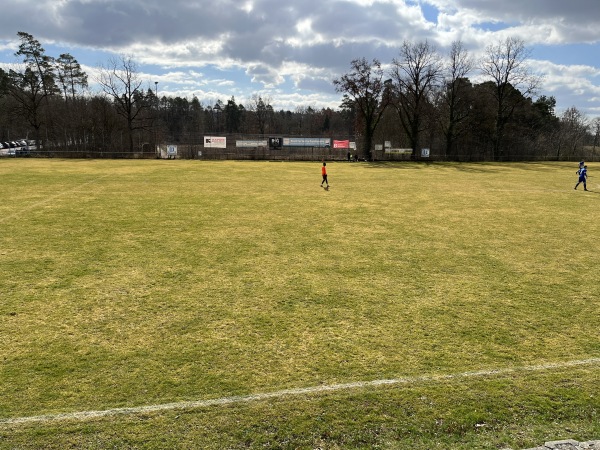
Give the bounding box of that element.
[154,81,159,157]
[212,103,222,133]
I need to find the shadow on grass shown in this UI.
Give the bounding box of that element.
[360,161,576,174]
[574,189,600,195]
[360,161,501,173]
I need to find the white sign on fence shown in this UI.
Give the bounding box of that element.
[236,140,268,147]
[204,136,227,148]
[385,148,412,154]
[282,137,330,147]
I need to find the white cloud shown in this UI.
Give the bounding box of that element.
[0,0,598,117]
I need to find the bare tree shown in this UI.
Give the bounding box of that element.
[95,56,150,153]
[591,117,600,152]
[559,107,589,159]
[247,94,273,136]
[333,57,390,160]
[479,37,542,160]
[390,40,443,158]
[439,40,474,158]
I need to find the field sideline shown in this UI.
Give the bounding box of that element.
[3,357,599,427]
[0,159,599,449]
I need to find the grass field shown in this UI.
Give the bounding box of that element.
[0,159,599,449]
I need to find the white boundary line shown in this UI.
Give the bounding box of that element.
[2,358,599,426]
[0,175,110,224]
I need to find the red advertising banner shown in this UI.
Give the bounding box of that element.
[333,140,350,148]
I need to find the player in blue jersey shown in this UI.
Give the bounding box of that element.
[574,165,588,191]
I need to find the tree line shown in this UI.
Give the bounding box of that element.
[0,32,353,158]
[1,32,598,160]
[335,38,599,161]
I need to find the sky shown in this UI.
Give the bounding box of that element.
[0,0,599,120]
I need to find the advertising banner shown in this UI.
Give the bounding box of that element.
[385,148,412,154]
[236,140,268,147]
[333,140,350,149]
[204,136,227,148]
[269,137,283,148]
[282,137,330,147]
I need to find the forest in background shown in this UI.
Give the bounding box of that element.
[1,32,599,161]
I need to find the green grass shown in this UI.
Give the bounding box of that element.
[0,159,599,449]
